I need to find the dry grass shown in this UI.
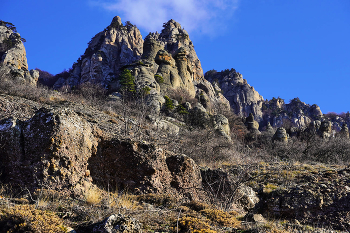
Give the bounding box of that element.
[84,186,102,205]
[109,192,139,210]
[0,204,66,232]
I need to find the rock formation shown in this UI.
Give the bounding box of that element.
[0,23,38,85]
[53,17,229,114]
[0,105,205,200]
[319,120,333,139]
[272,127,288,142]
[54,16,143,89]
[264,122,275,136]
[263,97,323,130]
[245,113,260,134]
[205,69,264,121]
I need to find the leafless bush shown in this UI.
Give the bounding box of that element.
[167,87,197,105]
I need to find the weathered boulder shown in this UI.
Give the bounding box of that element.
[272,127,288,142]
[211,114,231,140]
[0,108,97,195]
[187,103,210,128]
[0,24,38,85]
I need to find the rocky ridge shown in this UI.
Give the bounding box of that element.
[54,17,229,115]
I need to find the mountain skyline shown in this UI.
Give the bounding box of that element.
[1,0,349,114]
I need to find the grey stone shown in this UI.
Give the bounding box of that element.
[92,214,141,233]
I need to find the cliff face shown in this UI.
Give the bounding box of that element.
[205,69,264,121]
[0,24,38,85]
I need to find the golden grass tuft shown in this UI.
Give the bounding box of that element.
[84,186,102,205]
[109,192,139,210]
[0,204,66,232]
[200,208,240,228]
[176,216,215,233]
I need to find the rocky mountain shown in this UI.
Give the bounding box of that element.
[54,17,229,114]
[0,21,38,85]
[2,18,350,232]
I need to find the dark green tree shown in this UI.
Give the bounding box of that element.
[164,95,174,110]
[119,69,135,94]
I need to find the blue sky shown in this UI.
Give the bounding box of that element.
[1,0,349,114]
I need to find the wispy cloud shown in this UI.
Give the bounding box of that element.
[89,0,239,36]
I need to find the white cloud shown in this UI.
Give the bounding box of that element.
[89,0,239,36]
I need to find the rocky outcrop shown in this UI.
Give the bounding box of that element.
[262,97,323,130]
[212,114,231,140]
[258,167,350,230]
[0,24,38,85]
[272,127,288,142]
[319,120,333,139]
[338,123,349,138]
[205,69,264,121]
[264,122,275,136]
[54,16,143,89]
[0,104,204,200]
[245,113,260,134]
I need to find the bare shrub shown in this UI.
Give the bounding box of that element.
[167,87,197,105]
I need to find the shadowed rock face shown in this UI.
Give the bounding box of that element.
[0,25,38,85]
[0,106,204,200]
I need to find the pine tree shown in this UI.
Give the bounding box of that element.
[119,69,135,94]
